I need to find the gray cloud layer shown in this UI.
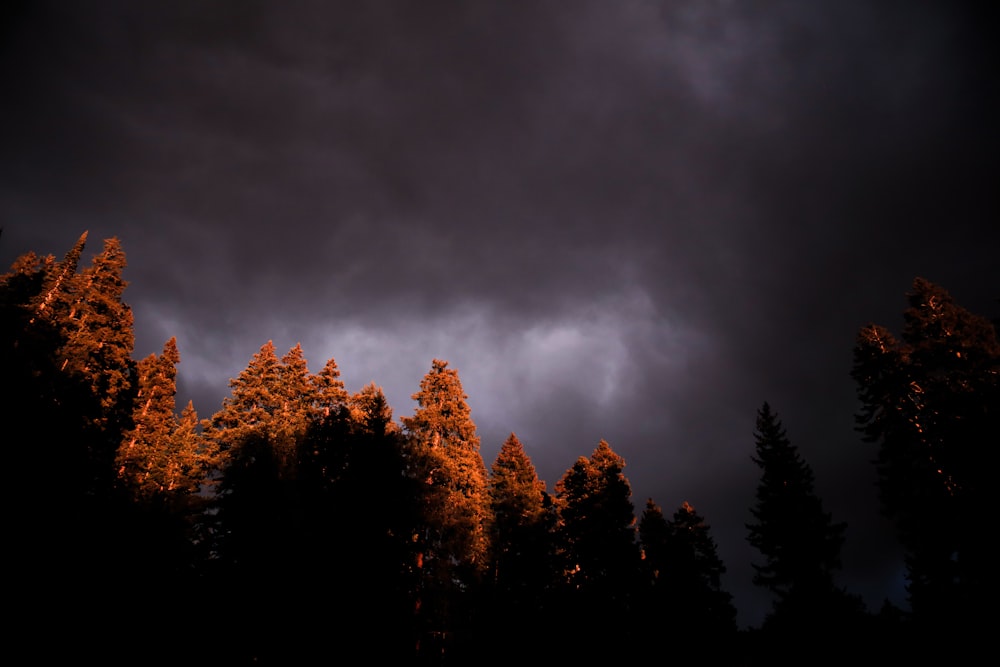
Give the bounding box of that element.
[3,0,996,626]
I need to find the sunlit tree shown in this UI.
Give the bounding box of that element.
[489,432,548,596]
[116,337,215,502]
[483,433,553,655]
[401,359,492,658]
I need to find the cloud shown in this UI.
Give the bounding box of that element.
[3,0,997,630]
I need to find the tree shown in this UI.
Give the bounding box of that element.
[488,433,548,596]
[312,356,350,417]
[116,337,183,499]
[2,236,86,497]
[639,499,736,647]
[205,341,318,663]
[553,440,642,658]
[852,278,998,632]
[746,402,855,636]
[116,337,215,502]
[484,433,553,656]
[205,340,282,461]
[295,381,417,660]
[400,359,492,658]
[49,236,138,497]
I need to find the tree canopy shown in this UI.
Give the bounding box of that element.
[3,233,992,663]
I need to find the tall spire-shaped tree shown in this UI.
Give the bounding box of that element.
[207,341,322,664]
[205,340,282,461]
[273,343,315,474]
[29,230,87,325]
[747,402,861,643]
[747,403,845,596]
[116,337,214,502]
[117,337,182,500]
[56,237,137,495]
[313,356,350,418]
[401,359,491,658]
[489,433,547,594]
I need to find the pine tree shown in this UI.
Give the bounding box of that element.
[60,237,136,421]
[400,359,491,658]
[206,341,318,663]
[117,337,183,500]
[553,440,641,658]
[273,342,316,474]
[312,356,350,418]
[638,499,736,653]
[484,433,552,655]
[116,338,215,502]
[205,340,283,461]
[281,377,417,660]
[667,502,737,636]
[48,236,138,497]
[28,230,87,326]
[746,402,859,641]
[638,498,670,585]
[489,433,548,594]
[852,278,998,631]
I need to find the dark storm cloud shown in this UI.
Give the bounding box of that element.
[2,1,996,627]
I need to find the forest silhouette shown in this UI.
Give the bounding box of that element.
[3,233,995,665]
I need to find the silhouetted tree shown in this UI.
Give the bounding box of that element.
[852,278,998,643]
[553,440,642,659]
[746,402,863,653]
[639,499,737,652]
[0,234,210,661]
[296,381,417,660]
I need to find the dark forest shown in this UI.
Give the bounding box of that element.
[3,233,995,665]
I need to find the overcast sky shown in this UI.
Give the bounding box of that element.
[2,1,997,628]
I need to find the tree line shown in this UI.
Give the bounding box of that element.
[3,233,995,664]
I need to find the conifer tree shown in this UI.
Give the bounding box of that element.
[667,502,737,635]
[117,338,183,500]
[205,340,283,461]
[747,402,858,639]
[28,231,87,326]
[638,499,736,653]
[556,440,640,590]
[400,359,491,658]
[116,338,215,502]
[313,356,350,418]
[60,237,136,417]
[638,498,670,583]
[50,236,137,496]
[318,382,417,659]
[489,433,548,594]
[852,278,998,631]
[554,440,641,657]
[273,342,315,474]
[205,341,317,662]
[299,357,352,495]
